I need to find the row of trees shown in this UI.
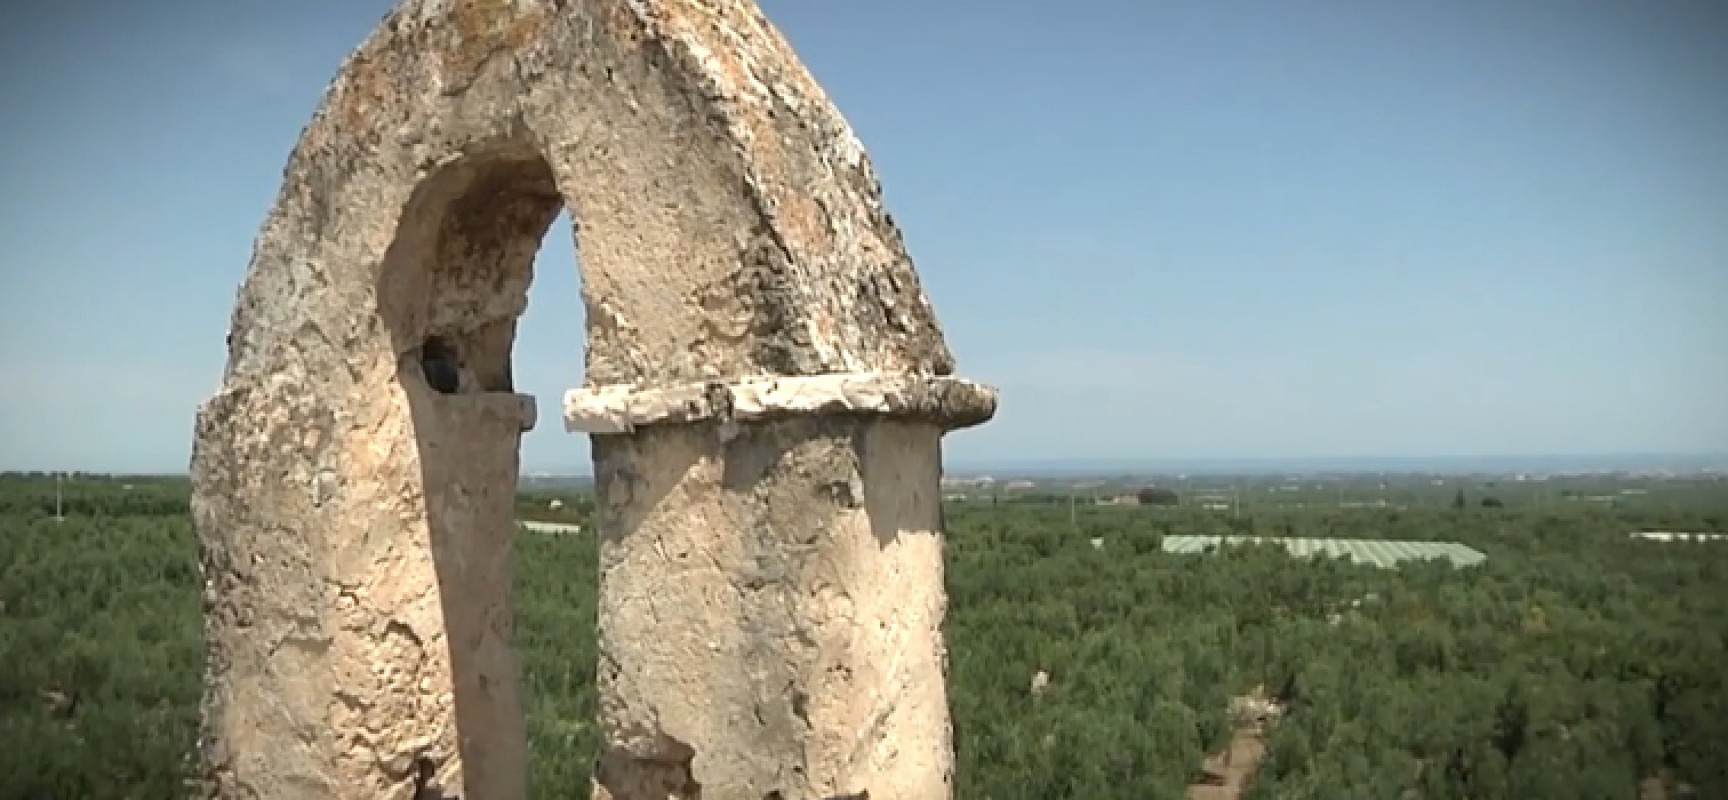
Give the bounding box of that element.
[1,474,1725,797]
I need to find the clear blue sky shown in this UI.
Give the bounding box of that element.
[2,0,1725,473]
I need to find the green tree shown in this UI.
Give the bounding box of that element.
[1138,486,1181,507]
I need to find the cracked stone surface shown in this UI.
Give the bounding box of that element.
[563,373,997,435]
[190,1,996,798]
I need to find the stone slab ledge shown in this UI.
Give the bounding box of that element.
[431,391,538,433]
[563,372,998,435]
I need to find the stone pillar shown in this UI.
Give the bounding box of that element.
[566,375,994,799]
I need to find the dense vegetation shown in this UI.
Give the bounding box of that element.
[2,471,1726,799]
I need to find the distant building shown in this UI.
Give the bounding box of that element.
[519,520,583,535]
[1628,531,1728,543]
[1339,500,1392,509]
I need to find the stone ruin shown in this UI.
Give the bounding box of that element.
[188,1,996,798]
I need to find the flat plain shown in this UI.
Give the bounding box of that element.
[2,470,1725,799]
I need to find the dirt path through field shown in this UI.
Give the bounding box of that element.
[1187,727,1267,800]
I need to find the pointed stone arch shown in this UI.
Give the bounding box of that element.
[190,2,995,798]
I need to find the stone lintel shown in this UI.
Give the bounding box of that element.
[562,372,997,435]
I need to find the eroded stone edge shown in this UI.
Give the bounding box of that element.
[562,373,998,435]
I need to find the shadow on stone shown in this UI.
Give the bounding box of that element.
[859,422,944,549]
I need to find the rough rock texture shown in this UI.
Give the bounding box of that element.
[563,373,997,434]
[587,417,962,800]
[189,0,996,798]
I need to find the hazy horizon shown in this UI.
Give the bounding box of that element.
[4,0,1726,473]
[13,451,1724,480]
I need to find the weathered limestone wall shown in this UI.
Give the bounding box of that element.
[568,377,993,798]
[190,0,996,797]
[588,420,950,798]
[415,394,534,800]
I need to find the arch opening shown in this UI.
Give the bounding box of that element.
[373,139,577,799]
[379,141,565,400]
[193,5,998,796]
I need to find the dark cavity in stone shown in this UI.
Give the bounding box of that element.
[421,336,462,394]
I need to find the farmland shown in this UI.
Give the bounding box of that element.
[1159,536,1487,568]
[2,470,1727,799]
